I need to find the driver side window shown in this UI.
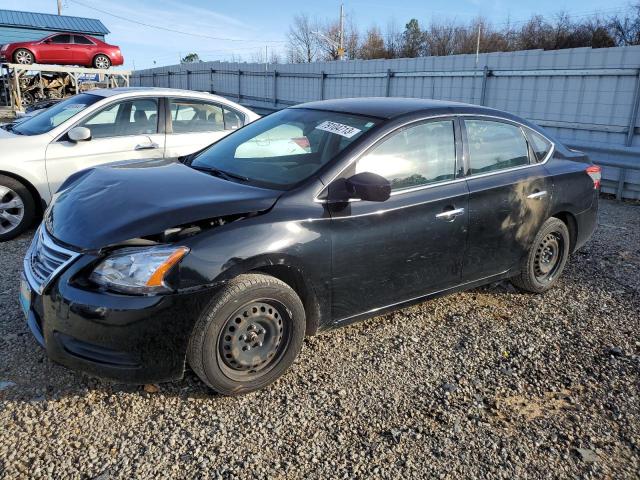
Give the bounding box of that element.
[356,120,457,191]
[77,98,158,139]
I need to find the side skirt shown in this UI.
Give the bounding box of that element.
[320,269,514,332]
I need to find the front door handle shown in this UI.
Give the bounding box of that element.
[527,190,548,200]
[135,142,159,150]
[435,207,465,221]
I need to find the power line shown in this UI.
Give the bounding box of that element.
[67,0,286,43]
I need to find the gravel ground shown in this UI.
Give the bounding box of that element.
[0,198,638,479]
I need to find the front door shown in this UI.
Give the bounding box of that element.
[329,118,469,321]
[461,118,553,280]
[45,97,165,196]
[39,34,73,64]
[164,98,244,158]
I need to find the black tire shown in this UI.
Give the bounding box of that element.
[187,273,306,395]
[93,55,111,69]
[0,175,36,242]
[13,48,34,65]
[511,217,570,293]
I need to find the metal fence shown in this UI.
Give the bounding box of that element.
[132,46,640,200]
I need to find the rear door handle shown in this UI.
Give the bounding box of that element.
[435,207,465,221]
[527,190,548,200]
[135,142,159,150]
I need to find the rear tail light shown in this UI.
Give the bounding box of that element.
[586,165,601,189]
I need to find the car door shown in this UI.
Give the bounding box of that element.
[39,34,73,64]
[328,118,469,321]
[45,97,165,196]
[72,35,94,66]
[461,117,553,280]
[164,98,244,157]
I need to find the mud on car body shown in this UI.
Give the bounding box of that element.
[20,98,600,395]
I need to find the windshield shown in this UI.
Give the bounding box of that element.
[12,93,103,136]
[191,108,379,189]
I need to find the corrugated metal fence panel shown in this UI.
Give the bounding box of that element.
[132,46,640,199]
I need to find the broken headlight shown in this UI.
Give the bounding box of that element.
[90,246,189,294]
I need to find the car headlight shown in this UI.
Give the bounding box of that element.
[89,246,189,294]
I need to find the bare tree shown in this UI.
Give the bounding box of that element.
[287,14,318,63]
[359,26,387,59]
[610,2,640,45]
[384,19,404,58]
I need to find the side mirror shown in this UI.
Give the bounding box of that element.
[68,126,91,143]
[345,172,391,202]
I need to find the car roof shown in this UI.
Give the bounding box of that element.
[293,97,510,120]
[88,87,230,101]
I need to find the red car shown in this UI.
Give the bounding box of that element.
[0,33,124,69]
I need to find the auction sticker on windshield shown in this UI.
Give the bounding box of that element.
[315,121,361,138]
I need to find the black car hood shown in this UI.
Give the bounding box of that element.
[46,159,281,250]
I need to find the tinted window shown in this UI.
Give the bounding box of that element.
[79,98,158,138]
[192,108,378,189]
[357,120,456,191]
[170,99,243,133]
[50,34,71,44]
[11,93,102,136]
[527,129,552,162]
[73,35,93,45]
[465,120,529,174]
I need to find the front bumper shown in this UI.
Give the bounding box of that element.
[23,253,215,384]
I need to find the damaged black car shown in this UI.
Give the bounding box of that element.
[20,98,599,395]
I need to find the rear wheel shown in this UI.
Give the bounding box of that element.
[93,55,111,69]
[0,175,35,241]
[187,274,306,395]
[13,49,34,65]
[511,217,570,293]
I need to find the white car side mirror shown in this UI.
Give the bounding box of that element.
[68,127,92,143]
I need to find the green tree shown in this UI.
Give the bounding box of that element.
[402,18,425,57]
[181,53,200,64]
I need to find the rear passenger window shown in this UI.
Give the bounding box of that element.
[170,99,243,133]
[527,129,552,162]
[465,120,529,174]
[356,120,457,191]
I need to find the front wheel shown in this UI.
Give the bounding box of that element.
[0,175,36,241]
[13,49,34,64]
[93,55,111,69]
[511,217,570,293]
[187,274,306,395]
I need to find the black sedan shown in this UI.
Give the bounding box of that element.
[20,98,600,395]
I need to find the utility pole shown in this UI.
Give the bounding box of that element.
[475,23,482,67]
[57,0,62,15]
[338,3,345,61]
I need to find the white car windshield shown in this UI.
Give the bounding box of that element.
[191,108,379,189]
[11,93,103,136]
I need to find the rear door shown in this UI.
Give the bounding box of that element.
[72,35,95,66]
[164,98,245,157]
[329,117,469,321]
[461,117,553,280]
[45,97,165,195]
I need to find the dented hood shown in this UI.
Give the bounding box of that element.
[45,159,281,250]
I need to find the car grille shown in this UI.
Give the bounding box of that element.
[24,226,80,294]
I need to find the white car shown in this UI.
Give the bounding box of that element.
[0,87,260,240]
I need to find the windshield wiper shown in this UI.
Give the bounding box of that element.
[191,165,250,182]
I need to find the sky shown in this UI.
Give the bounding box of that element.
[0,0,633,70]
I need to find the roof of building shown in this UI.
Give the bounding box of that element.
[0,9,109,36]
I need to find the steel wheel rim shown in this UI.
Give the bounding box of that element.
[534,232,564,283]
[95,56,109,69]
[0,186,25,235]
[217,299,291,381]
[15,51,32,64]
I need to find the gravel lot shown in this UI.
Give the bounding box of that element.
[0,198,638,479]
